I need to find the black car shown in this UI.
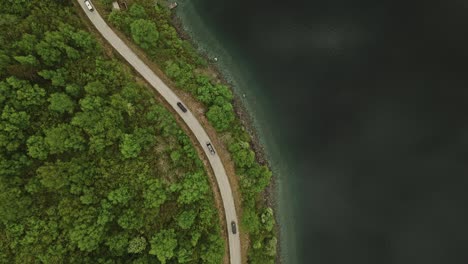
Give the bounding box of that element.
[231,221,237,234]
[206,142,216,155]
[177,102,187,113]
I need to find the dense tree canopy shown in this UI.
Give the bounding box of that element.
[0,0,224,263]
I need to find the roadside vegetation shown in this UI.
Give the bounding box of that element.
[0,1,224,263]
[99,0,278,262]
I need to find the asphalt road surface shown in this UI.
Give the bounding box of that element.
[77,1,241,263]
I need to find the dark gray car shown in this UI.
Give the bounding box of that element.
[177,102,187,113]
[231,221,237,234]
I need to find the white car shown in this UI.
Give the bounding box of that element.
[85,0,94,11]
[206,142,216,155]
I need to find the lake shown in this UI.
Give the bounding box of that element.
[176,0,468,263]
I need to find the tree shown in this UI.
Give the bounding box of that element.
[108,10,131,33]
[26,135,48,160]
[164,60,182,80]
[79,96,104,112]
[200,234,224,264]
[13,55,38,66]
[178,171,209,204]
[229,141,255,168]
[133,127,155,151]
[35,31,66,66]
[0,50,11,74]
[177,247,193,263]
[196,80,233,106]
[36,161,70,190]
[0,184,32,224]
[65,84,81,97]
[105,233,129,256]
[0,105,30,152]
[44,124,85,154]
[241,208,260,234]
[84,81,107,96]
[177,210,197,230]
[69,223,104,252]
[93,58,125,89]
[38,68,68,87]
[206,103,235,132]
[14,33,37,54]
[143,179,167,209]
[72,105,124,152]
[120,133,142,159]
[244,164,272,195]
[190,231,201,247]
[260,207,275,232]
[131,257,151,264]
[130,19,159,51]
[107,187,132,205]
[97,199,114,225]
[48,92,74,114]
[117,209,143,230]
[35,25,89,67]
[265,237,277,257]
[149,229,177,264]
[170,150,181,163]
[128,4,147,19]
[4,77,46,110]
[128,236,147,254]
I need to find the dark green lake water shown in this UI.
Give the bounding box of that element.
[176,1,468,263]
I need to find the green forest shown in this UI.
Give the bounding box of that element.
[0,1,224,263]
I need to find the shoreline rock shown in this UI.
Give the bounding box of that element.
[171,11,282,264]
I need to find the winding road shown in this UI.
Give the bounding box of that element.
[76,1,241,263]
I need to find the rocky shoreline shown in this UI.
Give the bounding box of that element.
[171,11,283,264]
